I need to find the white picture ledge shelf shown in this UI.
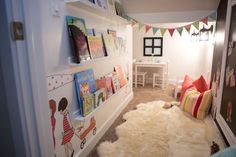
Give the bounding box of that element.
[68,54,126,66]
[64,0,128,24]
[74,82,130,121]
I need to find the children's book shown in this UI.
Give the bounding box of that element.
[107,29,117,37]
[66,16,91,63]
[96,77,113,99]
[82,93,95,116]
[114,65,127,88]
[95,0,108,9]
[111,72,120,93]
[74,69,96,116]
[87,28,95,36]
[94,88,106,108]
[102,34,117,56]
[87,36,105,59]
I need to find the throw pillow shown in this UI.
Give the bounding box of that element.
[180,75,194,101]
[180,88,212,120]
[193,75,209,93]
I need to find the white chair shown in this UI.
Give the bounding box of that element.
[133,72,147,87]
[153,61,169,89]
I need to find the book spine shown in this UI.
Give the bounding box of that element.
[74,75,83,116]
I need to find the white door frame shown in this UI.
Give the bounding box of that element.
[216,0,236,145]
[2,0,54,156]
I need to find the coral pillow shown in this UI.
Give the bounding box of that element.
[193,75,208,93]
[180,88,212,120]
[180,75,194,101]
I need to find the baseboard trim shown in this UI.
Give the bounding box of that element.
[76,91,134,157]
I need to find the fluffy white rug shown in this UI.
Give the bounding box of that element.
[97,101,225,157]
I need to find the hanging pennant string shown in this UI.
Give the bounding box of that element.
[125,12,217,37]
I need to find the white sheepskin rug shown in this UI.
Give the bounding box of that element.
[97,101,225,157]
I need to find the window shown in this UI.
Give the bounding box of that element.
[143,37,163,56]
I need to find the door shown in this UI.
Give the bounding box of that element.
[220,3,236,142]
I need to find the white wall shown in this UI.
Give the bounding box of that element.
[33,0,133,157]
[133,22,215,84]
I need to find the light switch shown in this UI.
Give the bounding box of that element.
[51,0,60,17]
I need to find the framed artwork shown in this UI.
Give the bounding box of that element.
[143,37,163,56]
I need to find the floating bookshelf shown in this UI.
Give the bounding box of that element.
[64,0,128,24]
[74,82,130,121]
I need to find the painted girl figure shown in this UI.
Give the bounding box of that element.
[49,99,57,157]
[58,97,75,157]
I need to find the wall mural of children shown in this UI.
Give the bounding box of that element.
[58,97,75,157]
[49,99,57,157]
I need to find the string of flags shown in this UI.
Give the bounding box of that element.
[125,12,217,37]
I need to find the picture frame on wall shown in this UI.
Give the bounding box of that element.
[143,37,163,57]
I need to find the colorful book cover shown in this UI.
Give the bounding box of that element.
[94,88,106,108]
[114,65,127,88]
[102,34,117,56]
[66,16,91,63]
[96,77,113,99]
[87,36,105,59]
[82,93,95,117]
[87,28,95,36]
[95,0,108,9]
[111,72,120,93]
[107,29,117,37]
[74,69,96,116]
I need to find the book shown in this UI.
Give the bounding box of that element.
[96,77,113,99]
[107,0,116,14]
[111,72,120,93]
[87,28,95,36]
[74,69,96,116]
[114,65,127,88]
[102,34,117,56]
[95,0,108,9]
[82,93,95,116]
[94,88,106,108]
[114,1,126,18]
[106,72,120,93]
[66,16,91,63]
[87,36,105,59]
[107,29,117,37]
[88,0,95,4]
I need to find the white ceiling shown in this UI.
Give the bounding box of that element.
[123,0,220,13]
[122,0,220,23]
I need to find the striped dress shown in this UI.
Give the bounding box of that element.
[61,112,74,145]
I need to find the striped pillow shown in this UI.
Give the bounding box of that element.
[180,87,212,120]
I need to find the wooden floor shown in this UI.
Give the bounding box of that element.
[87,84,176,157]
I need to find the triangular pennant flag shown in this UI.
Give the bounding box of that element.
[138,22,144,30]
[201,17,208,25]
[126,16,132,21]
[168,28,175,37]
[176,27,183,36]
[152,27,159,35]
[209,12,217,21]
[145,25,152,33]
[184,24,191,34]
[192,21,200,30]
[160,28,167,36]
